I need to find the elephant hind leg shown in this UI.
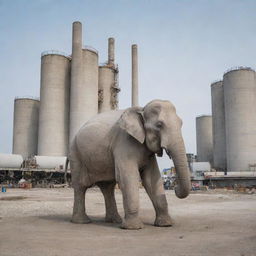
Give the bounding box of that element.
[71,185,91,224]
[71,159,91,224]
[97,181,122,224]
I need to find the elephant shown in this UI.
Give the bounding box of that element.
[69,99,191,229]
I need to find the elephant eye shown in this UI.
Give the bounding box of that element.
[156,121,163,129]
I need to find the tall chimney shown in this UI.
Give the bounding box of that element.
[69,21,83,143]
[131,44,138,107]
[108,38,115,66]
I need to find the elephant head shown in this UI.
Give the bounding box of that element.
[119,99,191,199]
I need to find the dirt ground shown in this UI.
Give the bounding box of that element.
[0,188,255,256]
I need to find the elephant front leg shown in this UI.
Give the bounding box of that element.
[71,186,91,224]
[116,162,144,230]
[141,156,173,227]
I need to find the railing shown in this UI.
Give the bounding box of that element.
[224,66,255,75]
[15,96,40,101]
[196,114,212,118]
[82,45,98,54]
[41,50,71,59]
[210,80,222,86]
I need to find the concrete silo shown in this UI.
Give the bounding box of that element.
[223,68,256,172]
[98,38,120,113]
[38,52,71,156]
[196,115,213,164]
[12,97,39,158]
[69,21,99,143]
[211,81,226,170]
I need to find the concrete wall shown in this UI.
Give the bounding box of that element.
[211,81,226,170]
[38,53,71,156]
[12,98,39,158]
[196,115,213,164]
[223,68,256,171]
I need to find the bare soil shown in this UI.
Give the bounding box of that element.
[0,188,255,256]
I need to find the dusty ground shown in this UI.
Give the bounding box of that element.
[0,188,255,256]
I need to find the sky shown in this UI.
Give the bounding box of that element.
[1,0,256,170]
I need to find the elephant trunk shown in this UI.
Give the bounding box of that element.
[166,139,191,199]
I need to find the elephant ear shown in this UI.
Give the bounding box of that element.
[119,107,145,144]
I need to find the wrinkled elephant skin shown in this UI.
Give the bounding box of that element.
[70,100,191,229]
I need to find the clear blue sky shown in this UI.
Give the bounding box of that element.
[1,0,256,170]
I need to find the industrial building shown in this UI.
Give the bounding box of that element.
[0,21,140,185]
[196,67,256,186]
[11,21,127,159]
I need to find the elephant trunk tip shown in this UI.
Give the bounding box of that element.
[174,181,191,199]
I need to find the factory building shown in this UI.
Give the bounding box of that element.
[12,21,140,159]
[197,67,256,173]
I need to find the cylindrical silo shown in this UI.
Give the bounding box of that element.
[98,66,115,113]
[38,52,71,156]
[223,68,256,172]
[196,115,213,164]
[211,81,227,170]
[12,97,39,158]
[81,47,99,115]
[98,38,119,113]
[69,21,99,143]
[69,21,83,144]
[131,44,138,107]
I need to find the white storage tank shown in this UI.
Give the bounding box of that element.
[211,81,226,170]
[196,115,213,164]
[12,97,39,158]
[38,52,71,156]
[223,67,256,172]
[0,153,23,169]
[34,155,67,170]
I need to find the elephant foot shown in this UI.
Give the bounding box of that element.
[121,217,144,230]
[154,215,173,227]
[105,213,122,224]
[71,214,91,224]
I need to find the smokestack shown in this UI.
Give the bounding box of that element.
[131,44,138,107]
[108,37,115,66]
[69,21,83,143]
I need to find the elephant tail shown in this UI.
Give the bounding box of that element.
[64,157,69,184]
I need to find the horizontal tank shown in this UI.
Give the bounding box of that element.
[211,81,226,170]
[12,97,39,158]
[0,153,23,168]
[38,52,71,156]
[34,155,67,169]
[223,68,256,171]
[196,115,213,164]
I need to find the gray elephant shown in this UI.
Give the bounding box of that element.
[69,99,191,229]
